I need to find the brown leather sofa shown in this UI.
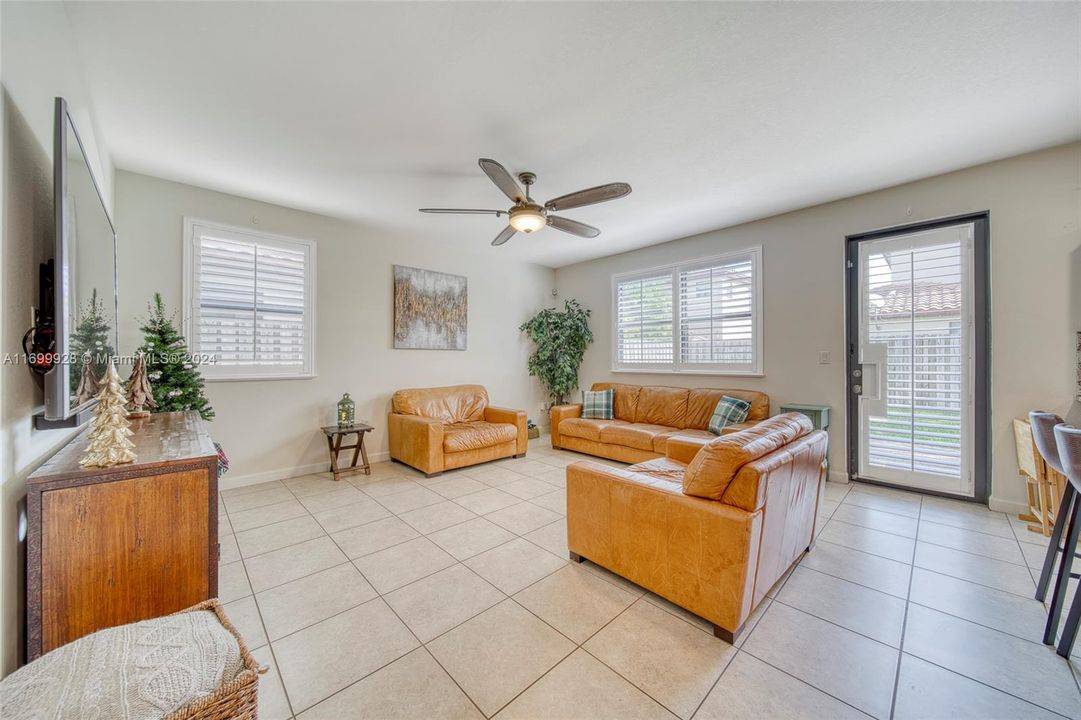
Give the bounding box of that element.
[566,413,827,643]
[388,384,527,477]
[550,383,770,463]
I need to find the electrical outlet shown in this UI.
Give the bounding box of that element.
[818,350,831,365]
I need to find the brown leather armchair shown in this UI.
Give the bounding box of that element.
[566,413,827,643]
[388,384,527,477]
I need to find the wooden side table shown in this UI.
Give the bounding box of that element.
[321,423,374,480]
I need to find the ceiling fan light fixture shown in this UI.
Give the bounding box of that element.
[509,205,547,234]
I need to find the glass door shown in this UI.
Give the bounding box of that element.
[847,218,983,498]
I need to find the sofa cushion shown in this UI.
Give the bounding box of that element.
[708,396,752,435]
[443,421,518,452]
[683,413,813,500]
[392,384,489,424]
[582,388,615,419]
[600,423,674,452]
[654,428,714,454]
[627,457,687,486]
[635,386,690,427]
[591,383,642,422]
[685,389,770,429]
[560,417,628,443]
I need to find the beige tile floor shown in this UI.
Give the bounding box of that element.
[218,435,1081,719]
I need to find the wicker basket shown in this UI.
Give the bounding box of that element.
[163,599,267,720]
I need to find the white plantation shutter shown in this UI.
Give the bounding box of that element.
[678,253,757,371]
[615,272,673,367]
[612,248,761,374]
[185,220,315,380]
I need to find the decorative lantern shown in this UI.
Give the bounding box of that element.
[337,393,355,427]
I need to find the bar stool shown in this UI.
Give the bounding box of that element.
[1053,425,1081,657]
[1031,412,1070,604]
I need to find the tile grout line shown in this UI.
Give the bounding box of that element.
[888,494,923,720]
[231,530,299,720]
[894,651,1076,720]
[736,645,879,720]
[809,533,1041,601]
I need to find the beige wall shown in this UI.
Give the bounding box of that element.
[555,142,1081,512]
[0,2,115,676]
[114,171,555,487]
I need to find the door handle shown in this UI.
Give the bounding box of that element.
[852,385,863,395]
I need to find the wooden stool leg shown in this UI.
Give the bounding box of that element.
[328,433,344,480]
[349,431,362,470]
[1044,496,1081,643]
[1038,484,1075,602]
[359,432,370,475]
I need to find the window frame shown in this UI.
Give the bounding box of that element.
[611,246,763,376]
[182,217,317,382]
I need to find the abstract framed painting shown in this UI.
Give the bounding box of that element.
[393,265,467,350]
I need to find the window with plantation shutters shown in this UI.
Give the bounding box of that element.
[183,219,316,380]
[612,248,762,374]
[615,272,674,367]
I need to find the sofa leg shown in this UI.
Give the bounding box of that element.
[425,471,442,479]
[713,623,742,644]
[569,552,585,563]
[513,453,525,459]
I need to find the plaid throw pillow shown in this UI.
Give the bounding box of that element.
[581,388,614,420]
[708,396,751,435]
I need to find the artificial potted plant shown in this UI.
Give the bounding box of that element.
[520,299,594,418]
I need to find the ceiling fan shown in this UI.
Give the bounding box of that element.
[419,158,632,246]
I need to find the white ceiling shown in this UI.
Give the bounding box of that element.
[67,1,1081,268]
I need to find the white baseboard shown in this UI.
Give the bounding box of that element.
[220,450,391,491]
[988,496,1028,516]
[827,470,849,485]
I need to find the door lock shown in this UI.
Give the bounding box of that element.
[852,369,862,378]
[852,385,863,395]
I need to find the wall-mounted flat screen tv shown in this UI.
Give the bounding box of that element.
[41,97,119,423]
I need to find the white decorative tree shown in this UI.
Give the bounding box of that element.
[80,362,137,468]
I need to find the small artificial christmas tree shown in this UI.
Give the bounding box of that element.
[80,363,136,468]
[73,353,101,406]
[137,293,215,420]
[125,351,157,418]
[69,288,115,395]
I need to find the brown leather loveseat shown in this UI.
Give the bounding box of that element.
[388,384,527,477]
[567,413,827,643]
[550,383,770,463]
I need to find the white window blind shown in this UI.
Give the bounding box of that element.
[184,219,316,380]
[612,248,761,374]
[615,272,673,366]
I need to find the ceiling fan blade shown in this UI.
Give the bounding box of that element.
[545,182,631,211]
[419,208,504,215]
[478,158,525,203]
[547,215,600,238]
[495,224,518,246]
[491,225,517,246]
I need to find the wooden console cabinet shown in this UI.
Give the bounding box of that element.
[26,411,219,660]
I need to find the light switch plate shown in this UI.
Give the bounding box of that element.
[818,351,831,365]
